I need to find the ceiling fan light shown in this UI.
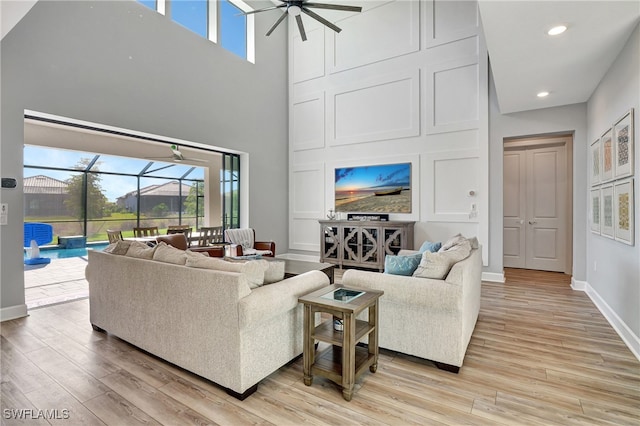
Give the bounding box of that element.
[547,25,567,36]
[288,5,301,16]
[537,91,550,98]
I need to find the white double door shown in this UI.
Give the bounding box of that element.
[503,140,570,273]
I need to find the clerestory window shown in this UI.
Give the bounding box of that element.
[137,0,254,63]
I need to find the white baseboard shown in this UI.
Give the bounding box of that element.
[482,271,505,283]
[573,279,640,361]
[0,304,28,322]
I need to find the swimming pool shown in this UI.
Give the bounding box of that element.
[25,243,110,260]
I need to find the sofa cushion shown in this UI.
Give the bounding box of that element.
[153,242,188,265]
[384,253,422,276]
[263,260,285,284]
[185,256,265,289]
[125,241,157,259]
[418,240,442,253]
[103,240,131,255]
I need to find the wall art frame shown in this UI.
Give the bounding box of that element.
[613,108,634,179]
[613,178,634,245]
[590,187,601,234]
[600,183,614,239]
[601,128,614,182]
[590,137,601,186]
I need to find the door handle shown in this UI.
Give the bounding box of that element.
[529,221,537,225]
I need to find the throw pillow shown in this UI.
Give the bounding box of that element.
[412,251,456,279]
[384,253,422,276]
[418,240,442,253]
[125,241,156,259]
[103,240,131,255]
[439,233,467,252]
[263,260,285,284]
[152,242,188,265]
[185,257,265,289]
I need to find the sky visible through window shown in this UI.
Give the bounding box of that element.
[138,0,247,59]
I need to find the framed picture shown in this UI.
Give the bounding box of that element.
[600,183,614,239]
[601,129,614,182]
[590,188,601,234]
[613,109,634,179]
[613,178,634,245]
[590,138,601,186]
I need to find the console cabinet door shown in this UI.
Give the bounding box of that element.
[321,225,341,263]
[382,227,405,255]
[342,226,380,268]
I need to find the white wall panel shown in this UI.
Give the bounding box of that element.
[328,0,419,73]
[292,92,325,151]
[426,58,479,134]
[328,69,420,146]
[292,26,325,83]
[291,163,324,218]
[426,150,480,222]
[424,0,478,48]
[290,218,321,251]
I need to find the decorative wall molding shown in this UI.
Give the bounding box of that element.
[423,0,479,49]
[328,0,419,74]
[291,163,324,219]
[291,25,325,84]
[327,68,420,146]
[291,92,325,151]
[425,149,481,222]
[290,218,321,251]
[426,57,480,134]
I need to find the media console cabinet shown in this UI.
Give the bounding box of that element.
[319,220,415,272]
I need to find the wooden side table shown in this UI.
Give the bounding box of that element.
[298,284,383,401]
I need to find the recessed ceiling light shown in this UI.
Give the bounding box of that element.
[548,25,567,36]
[537,91,550,98]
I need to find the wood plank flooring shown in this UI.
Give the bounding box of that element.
[2,268,639,425]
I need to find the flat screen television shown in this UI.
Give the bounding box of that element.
[334,162,411,213]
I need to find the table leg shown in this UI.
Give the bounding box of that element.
[303,304,315,386]
[342,311,356,401]
[369,300,379,373]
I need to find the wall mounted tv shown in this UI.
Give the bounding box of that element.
[335,162,411,213]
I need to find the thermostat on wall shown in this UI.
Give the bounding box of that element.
[2,178,17,188]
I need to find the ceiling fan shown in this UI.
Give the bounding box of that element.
[244,0,362,42]
[147,144,208,164]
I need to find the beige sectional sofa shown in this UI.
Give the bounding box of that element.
[342,246,482,372]
[86,248,329,399]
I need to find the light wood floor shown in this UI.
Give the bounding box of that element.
[2,268,639,425]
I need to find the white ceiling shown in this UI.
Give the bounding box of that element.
[479,1,640,114]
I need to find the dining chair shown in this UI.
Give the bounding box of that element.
[197,226,224,246]
[133,226,160,238]
[167,225,193,247]
[106,229,124,243]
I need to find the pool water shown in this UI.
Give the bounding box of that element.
[25,243,110,260]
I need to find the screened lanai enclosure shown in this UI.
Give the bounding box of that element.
[24,144,240,244]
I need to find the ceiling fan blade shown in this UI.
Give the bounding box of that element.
[301,7,342,33]
[295,14,307,41]
[241,4,286,15]
[303,3,362,13]
[266,11,288,36]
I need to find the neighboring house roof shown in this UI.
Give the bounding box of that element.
[117,181,192,200]
[23,175,68,194]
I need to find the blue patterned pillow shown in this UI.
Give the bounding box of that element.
[418,240,442,253]
[384,253,422,276]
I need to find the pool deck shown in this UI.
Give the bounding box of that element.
[24,256,89,309]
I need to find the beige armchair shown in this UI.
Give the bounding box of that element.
[224,228,275,257]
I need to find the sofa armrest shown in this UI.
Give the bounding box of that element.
[255,241,275,256]
[238,270,329,329]
[342,270,461,311]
